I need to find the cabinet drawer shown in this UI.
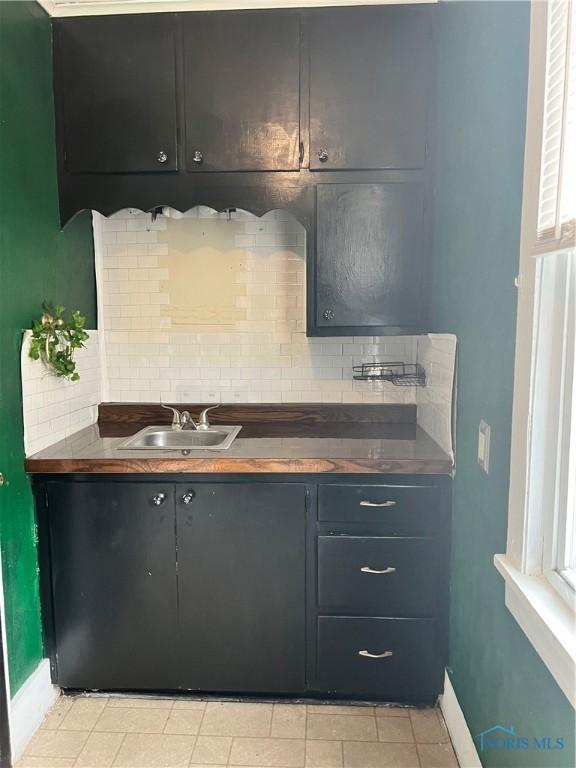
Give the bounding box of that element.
[317,536,438,615]
[318,484,439,533]
[316,617,443,698]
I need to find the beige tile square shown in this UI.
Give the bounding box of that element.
[343,741,420,768]
[75,732,125,767]
[16,758,75,768]
[164,708,204,735]
[24,730,90,759]
[373,706,410,718]
[190,736,233,765]
[305,740,343,767]
[106,696,174,709]
[40,697,75,730]
[60,698,108,731]
[229,737,305,767]
[417,742,459,767]
[409,709,449,743]
[271,704,307,738]
[172,698,207,710]
[376,718,415,743]
[113,733,195,767]
[200,702,272,737]
[94,707,169,733]
[307,715,377,742]
[307,706,374,717]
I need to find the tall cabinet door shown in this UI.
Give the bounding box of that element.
[309,5,433,170]
[54,14,178,173]
[176,483,307,692]
[47,482,178,689]
[183,12,301,171]
[315,183,427,332]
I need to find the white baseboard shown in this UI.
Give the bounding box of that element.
[440,670,482,768]
[10,658,58,761]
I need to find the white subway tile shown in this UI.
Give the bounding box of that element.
[96,211,430,406]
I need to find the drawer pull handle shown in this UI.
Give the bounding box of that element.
[359,500,397,508]
[360,566,396,575]
[358,650,394,659]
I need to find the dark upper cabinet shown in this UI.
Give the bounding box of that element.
[314,183,427,333]
[53,14,178,173]
[176,483,307,693]
[45,482,178,690]
[182,12,301,172]
[309,5,433,170]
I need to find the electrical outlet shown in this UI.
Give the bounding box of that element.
[478,420,491,474]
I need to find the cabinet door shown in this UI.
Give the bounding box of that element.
[176,483,306,692]
[183,12,300,171]
[47,482,178,689]
[309,6,432,170]
[316,183,426,331]
[54,15,178,173]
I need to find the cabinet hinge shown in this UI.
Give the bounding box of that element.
[299,142,305,166]
[425,142,430,160]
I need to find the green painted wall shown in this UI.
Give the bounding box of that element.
[0,1,96,694]
[433,2,574,766]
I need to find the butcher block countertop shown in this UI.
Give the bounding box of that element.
[25,403,453,475]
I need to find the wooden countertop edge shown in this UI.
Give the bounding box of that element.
[25,457,452,474]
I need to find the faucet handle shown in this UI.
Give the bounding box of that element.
[161,403,182,430]
[197,404,220,430]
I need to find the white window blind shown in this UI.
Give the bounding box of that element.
[536,0,576,251]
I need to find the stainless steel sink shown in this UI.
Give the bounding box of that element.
[117,425,242,451]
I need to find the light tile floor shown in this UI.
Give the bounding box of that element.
[17,696,459,768]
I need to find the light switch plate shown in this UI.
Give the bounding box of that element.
[478,420,491,473]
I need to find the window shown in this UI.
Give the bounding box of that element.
[495,0,576,707]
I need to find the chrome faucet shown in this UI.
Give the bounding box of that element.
[161,404,220,431]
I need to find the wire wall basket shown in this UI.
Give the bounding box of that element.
[353,362,427,387]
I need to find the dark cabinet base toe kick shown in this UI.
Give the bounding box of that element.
[36,474,450,702]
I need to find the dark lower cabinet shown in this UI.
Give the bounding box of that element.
[317,536,439,616]
[316,617,443,699]
[176,483,306,692]
[46,482,178,689]
[40,475,449,701]
[318,483,439,531]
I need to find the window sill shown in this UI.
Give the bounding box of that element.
[494,554,576,708]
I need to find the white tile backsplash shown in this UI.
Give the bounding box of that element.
[416,334,457,459]
[21,331,101,456]
[96,209,420,405]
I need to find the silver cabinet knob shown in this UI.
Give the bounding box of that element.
[192,150,203,164]
[157,151,168,164]
[181,491,195,505]
[318,148,329,163]
[323,308,335,321]
[152,493,167,506]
